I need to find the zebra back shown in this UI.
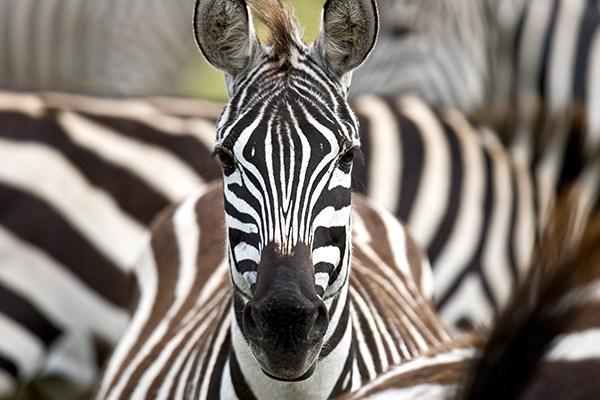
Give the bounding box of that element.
[338,337,480,400]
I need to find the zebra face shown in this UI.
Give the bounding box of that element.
[214,64,359,379]
[214,71,359,298]
[194,0,378,381]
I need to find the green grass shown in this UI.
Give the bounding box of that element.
[177,0,324,100]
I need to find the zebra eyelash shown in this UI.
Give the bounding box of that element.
[339,147,358,165]
[337,146,359,172]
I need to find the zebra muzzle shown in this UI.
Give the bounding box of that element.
[242,242,329,380]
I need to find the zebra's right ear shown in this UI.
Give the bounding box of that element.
[314,0,379,80]
[193,0,259,77]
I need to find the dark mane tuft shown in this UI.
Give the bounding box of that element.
[248,0,301,57]
[460,193,600,399]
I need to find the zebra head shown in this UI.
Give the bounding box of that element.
[194,0,378,381]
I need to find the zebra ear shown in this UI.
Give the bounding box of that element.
[315,0,379,79]
[193,0,258,77]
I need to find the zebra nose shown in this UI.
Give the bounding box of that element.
[243,296,329,344]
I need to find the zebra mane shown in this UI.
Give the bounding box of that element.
[459,195,600,399]
[248,0,302,57]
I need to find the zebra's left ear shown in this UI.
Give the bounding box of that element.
[314,0,379,81]
[193,0,259,78]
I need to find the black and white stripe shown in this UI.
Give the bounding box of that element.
[341,193,600,400]
[0,0,198,95]
[353,0,600,154]
[95,0,455,397]
[94,0,600,397]
[358,94,600,331]
[93,184,451,399]
[0,91,220,395]
[2,86,596,395]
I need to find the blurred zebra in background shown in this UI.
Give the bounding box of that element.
[2,88,598,396]
[0,0,199,95]
[0,91,221,395]
[4,0,600,126]
[353,0,600,154]
[353,95,600,332]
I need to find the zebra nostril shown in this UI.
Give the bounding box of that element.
[243,303,263,340]
[308,302,329,342]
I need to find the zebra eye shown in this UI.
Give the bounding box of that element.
[214,149,235,171]
[339,148,355,166]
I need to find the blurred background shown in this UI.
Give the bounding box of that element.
[0,0,325,101]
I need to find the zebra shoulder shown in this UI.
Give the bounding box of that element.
[95,182,230,399]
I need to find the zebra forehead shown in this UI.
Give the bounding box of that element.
[218,88,358,147]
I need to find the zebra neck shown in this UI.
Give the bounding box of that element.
[227,290,354,400]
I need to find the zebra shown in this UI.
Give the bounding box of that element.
[339,195,600,400]
[93,167,600,398]
[0,91,591,395]
[0,90,222,396]
[352,0,600,155]
[2,0,600,386]
[91,0,467,397]
[0,0,199,95]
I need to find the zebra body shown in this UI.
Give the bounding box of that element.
[353,0,600,153]
[95,183,453,399]
[339,342,478,400]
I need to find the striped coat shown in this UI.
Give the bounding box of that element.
[94,182,467,399]
[1,89,597,395]
[0,0,199,95]
[0,91,220,394]
[353,0,600,157]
